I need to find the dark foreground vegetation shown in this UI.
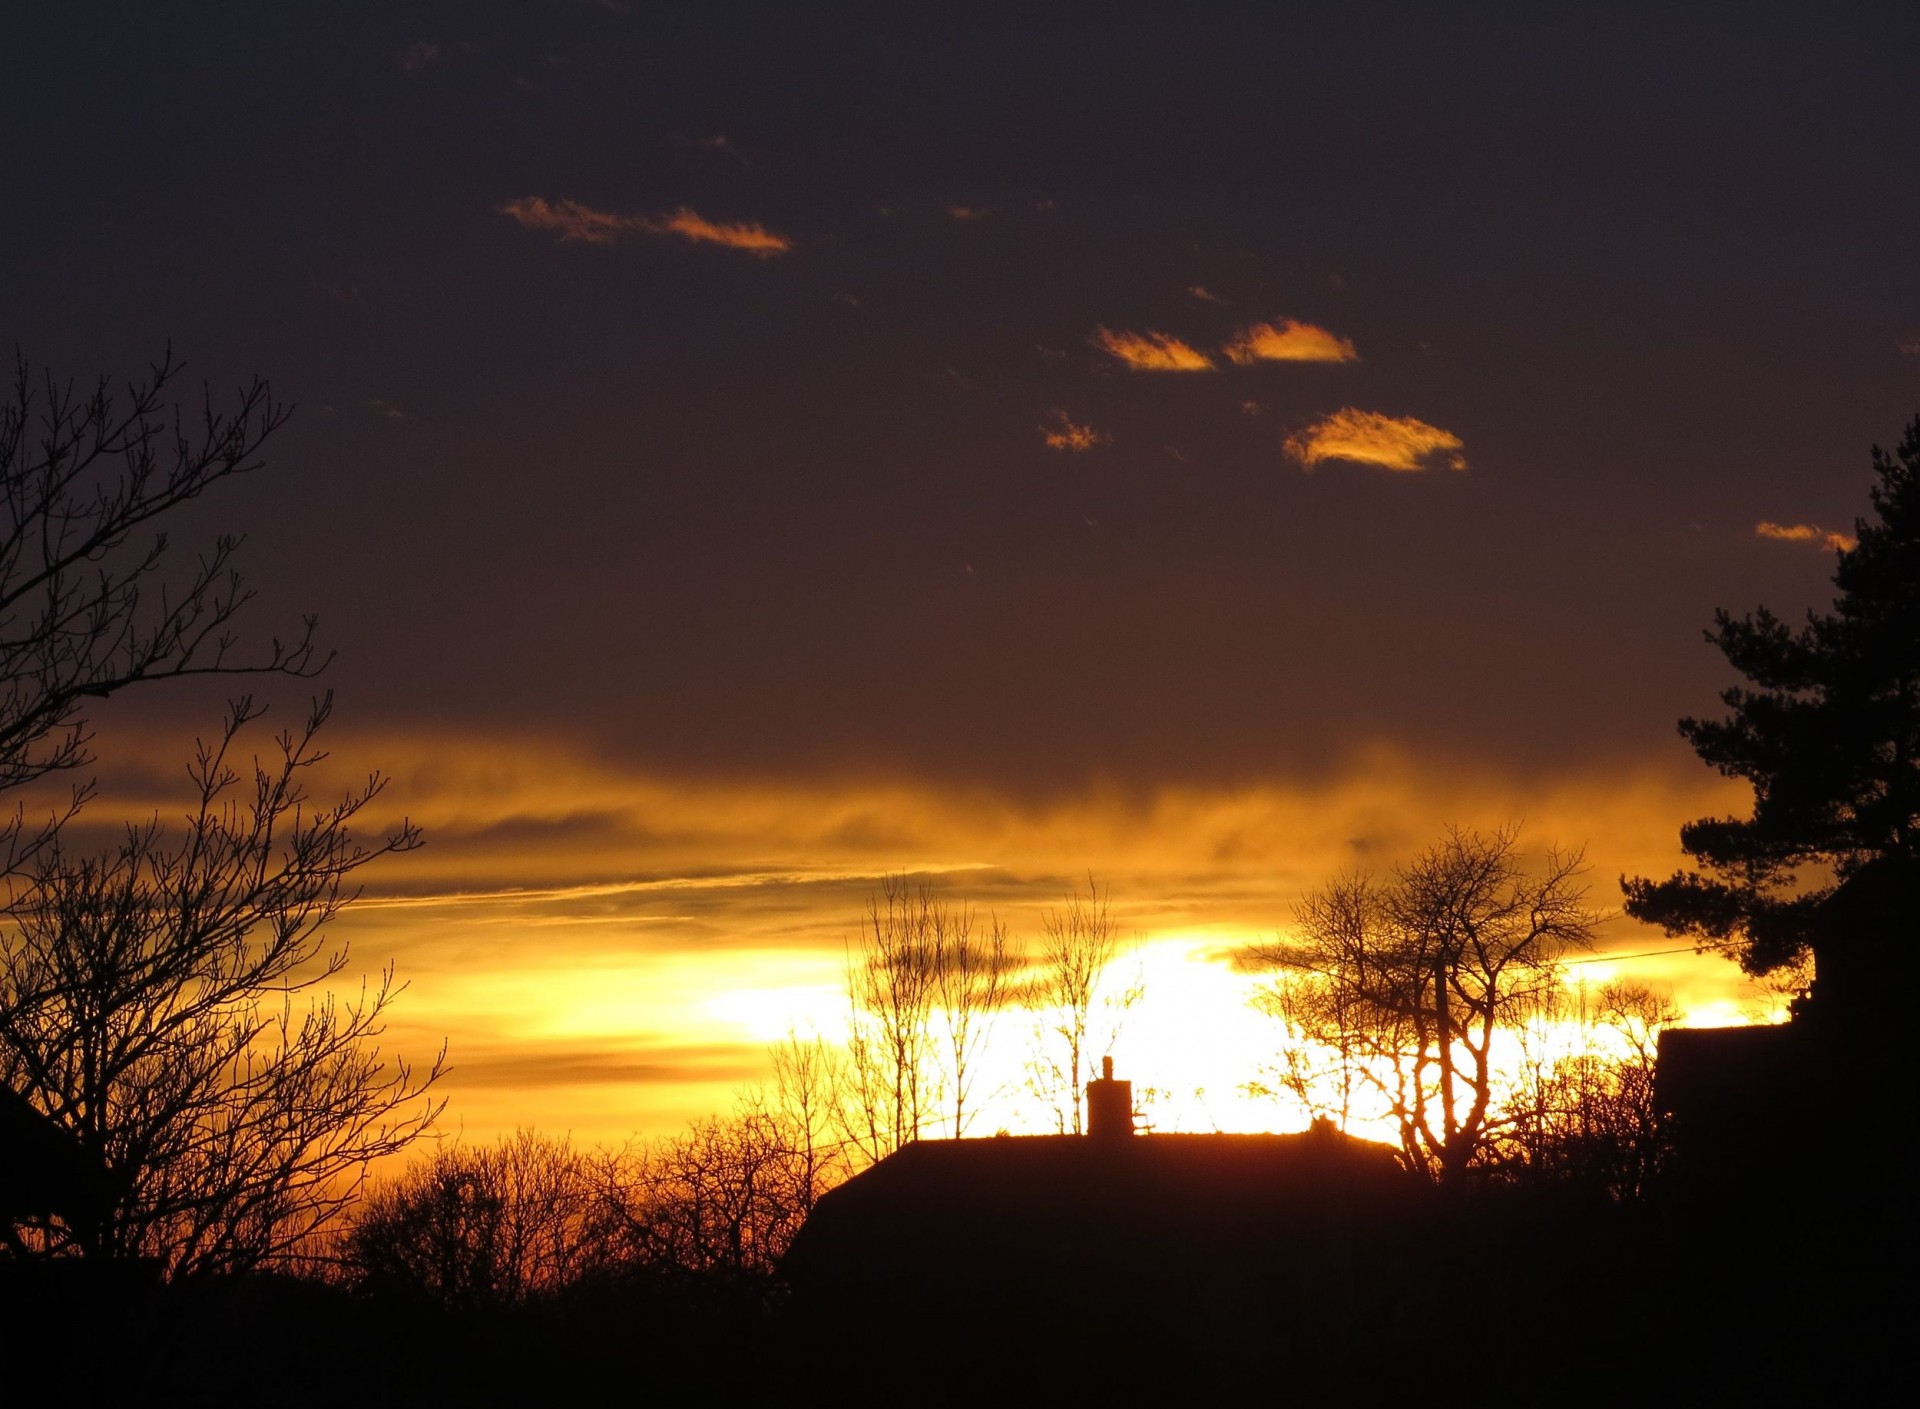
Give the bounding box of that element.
[0,1154,1899,1406]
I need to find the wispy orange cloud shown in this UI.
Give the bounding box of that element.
[1755,520,1856,552]
[655,206,791,256]
[1090,327,1214,372]
[498,196,645,245]
[1039,410,1108,452]
[1223,317,1359,365]
[1284,408,1466,472]
[946,204,989,222]
[498,197,791,256]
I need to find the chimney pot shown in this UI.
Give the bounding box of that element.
[1086,1058,1132,1139]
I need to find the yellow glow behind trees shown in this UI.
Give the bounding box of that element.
[48,722,1772,1148]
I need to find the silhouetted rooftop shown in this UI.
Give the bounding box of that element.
[1656,1023,1803,1120]
[783,1126,1420,1391]
[799,1126,1405,1225]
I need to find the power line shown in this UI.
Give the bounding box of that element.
[1566,943,1721,966]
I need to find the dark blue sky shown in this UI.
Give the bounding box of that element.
[7,1,1918,796]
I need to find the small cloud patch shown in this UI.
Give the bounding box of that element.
[1285,408,1466,472]
[498,196,645,244]
[1090,327,1214,372]
[1756,521,1856,552]
[656,207,791,256]
[1223,318,1358,365]
[499,197,790,255]
[1039,410,1109,452]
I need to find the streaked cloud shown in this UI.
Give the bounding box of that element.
[1188,285,1223,304]
[946,204,989,222]
[447,1042,766,1092]
[64,719,1758,1146]
[1223,317,1359,365]
[1756,520,1856,552]
[499,198,791,255]
[1090,326,1214,372]
[654,206,791,256]
[1039,409,1109,452]
[1284,407,1466,471]
[499,196,643,244]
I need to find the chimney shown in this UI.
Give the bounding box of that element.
[1085,1056,1133,1139]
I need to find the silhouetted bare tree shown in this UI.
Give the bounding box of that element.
[594,1092,841,1283]
[931,904,1012,1139]
[1248,876,1372,1131]
[768,1032,850,1210]
[841,877,941,1161]
[1500,980,1677,1201]
[1028,877,1138,1134]
[621,1115,809,1279]
[1259,827,1595,1184]
[838,877,1020,1155]
[350,1095,841,1306]
[0,350,320,873]
[0,698,442,1272]
[347,1130,611,1308]
[0,351,425,1266]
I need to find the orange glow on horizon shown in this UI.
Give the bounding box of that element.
[46,722,1775,1151]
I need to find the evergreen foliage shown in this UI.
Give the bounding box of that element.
[1624,417,1920,979]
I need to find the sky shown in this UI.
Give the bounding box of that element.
[5,2,1918,1144]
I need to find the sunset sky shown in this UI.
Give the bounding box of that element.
[5,3,1918,1145]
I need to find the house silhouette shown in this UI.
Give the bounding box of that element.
[0,1082,112,1257]
[782,1064,1422,1393]
[1654,856,1909,1229]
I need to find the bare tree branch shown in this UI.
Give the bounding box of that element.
[1026,876,1136,1135]
[1257,827,1595,1185]
[0,699,442,1273]
[0,351,323,877]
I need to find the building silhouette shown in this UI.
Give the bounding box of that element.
[783,1064,1421,1392]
